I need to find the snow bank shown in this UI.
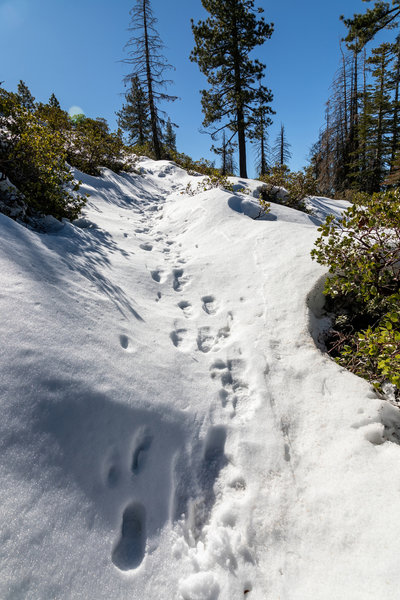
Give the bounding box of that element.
[1,158,399,600]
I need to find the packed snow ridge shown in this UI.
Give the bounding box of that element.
[1,158,400,600]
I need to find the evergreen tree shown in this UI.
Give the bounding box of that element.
[273,124,292,167]
[364,42,393,191]
[250,90,273,176]
[117,75,151,145]
[17,80,35,111]
[389,36,400,167]
[48,93,60,109]
[164,117,177,151]
[385,153,400,185]
[122,0,177,160]
[341,1,400,47]
[211,130,237,175]
[311,31,400,195]
[190,0,274,179]
[225,144,237,176]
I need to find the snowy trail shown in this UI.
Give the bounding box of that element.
[1,158,400,599]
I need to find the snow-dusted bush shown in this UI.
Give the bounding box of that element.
[0,88,87,221]
[312,189,400,395]
[312,190,400,315]
[258,165,317,213]
[68,117,126,176]
[184,173,234,196]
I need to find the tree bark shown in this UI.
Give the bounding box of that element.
[143,0,161,160]
[232,8,247,179]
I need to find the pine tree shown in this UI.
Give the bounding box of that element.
[122,0,177,160]
[250,89,273,176]
[341,1,400,47]
[273,124,292,167]
[190,0,273,179]
[211,130,237,175]
[311,29,400,195]
[364,42,393,191]
[48,93,60,109]
[225,144,237,176]
[389,36,400,167]
[17,80,35,111]
[164,117,177,151]
[117,75,151,145]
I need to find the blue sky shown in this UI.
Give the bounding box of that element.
[1,0,368,174]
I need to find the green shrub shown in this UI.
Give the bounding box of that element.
[311,189,400,395]
[0,88,87,221]
[337,313,400,390]
[259,165,317,213]
[167,150,216,176]
[312,190,400,316]
[68,117,125,176]
[184,172,235,195]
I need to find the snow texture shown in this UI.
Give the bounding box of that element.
[0,158,400,599]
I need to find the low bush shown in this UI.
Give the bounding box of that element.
[311,189,400,396]
[258,165,317,213]
[184,172,234,196]
[0,88,87,221]
[68,117,125,176]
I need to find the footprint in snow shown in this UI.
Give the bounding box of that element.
[177,300,192,318]
[210,358,248,412]
[107,464,120,488]
[172,268,188,292]
[197,327,214,353]
[170,328,190,350]
[131,428,153,474]
[191,425,228,537]
[197,323,231,354]
[151,269,165,283]
[119,334,131,351]
[140,243,153,251]
[112,502,146,571]
[201,295,217,315]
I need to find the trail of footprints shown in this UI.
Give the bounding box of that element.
[117,204,252,585]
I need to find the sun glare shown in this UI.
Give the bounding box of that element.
[68,106,85,118]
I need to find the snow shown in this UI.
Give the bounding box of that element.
[1,158,400,599]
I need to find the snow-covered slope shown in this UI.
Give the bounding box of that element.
[1,159,400,600]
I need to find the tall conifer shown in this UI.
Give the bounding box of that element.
[48,93,60,109]
[17,80,35,111]
[117,75,151,145]
[122,0,177,159]
[164,117,177,151]
[190,0,273,178]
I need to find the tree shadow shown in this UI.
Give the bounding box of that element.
[39,221,144,320]
[4,378,189,535]
[76,168,165,212]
